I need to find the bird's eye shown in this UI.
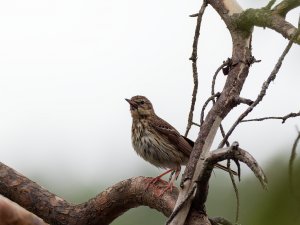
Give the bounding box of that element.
[140,100,145,105]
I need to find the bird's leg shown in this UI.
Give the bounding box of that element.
[168,170,176,182]
[146,168,174,189]
[158,166,181,196]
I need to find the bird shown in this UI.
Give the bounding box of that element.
[125,95,236,194]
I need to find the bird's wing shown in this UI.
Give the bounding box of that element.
[181,136,194,147]
[149,116,193,156]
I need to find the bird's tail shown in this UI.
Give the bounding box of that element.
[215,163,238,176]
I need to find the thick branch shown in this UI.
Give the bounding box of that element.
[273,0,300,17]
[219,29,297,148]
[170,117,223,225]
[236,7,300,44]
[169,1,253,224]
[183,0,252,192]
[0,195,49,225]
[0,162,177,225]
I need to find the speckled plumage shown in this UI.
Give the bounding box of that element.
[126,95,237,181]
[127,95,192,170]
[131,116,188,169]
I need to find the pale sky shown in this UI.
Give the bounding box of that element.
[0,0,299,192]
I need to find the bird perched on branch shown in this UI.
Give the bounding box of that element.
[126,95,236,194]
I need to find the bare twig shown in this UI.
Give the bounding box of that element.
[226,142,240,223]
[219,21,300,148]
[192,121,201,127]
[242,111,300,123]
[200,92,221,125]
[207,146,268,190]
[185,1,208,137]
[210,59,232,147]
[211,58,232,96]
[264,0,276,10]
[235,96,253,106]
[289,128,300,195]
[227,159,239,224]
[189,13,199,17]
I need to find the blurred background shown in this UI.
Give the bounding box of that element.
[0,0,299,224]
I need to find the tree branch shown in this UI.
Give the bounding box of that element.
[241,111,300,123]
[289,128,300,196]
[170,117,223,225]
[183,0,252,191]
[226,159,240,224]
[0,162,177,225]
[185,1,207,137]
[200,92,221,125]
[219,25,298,148]
[273,0,300,17]
[0,195,49,225]
[236,6,300,44]
[207,145,268,190]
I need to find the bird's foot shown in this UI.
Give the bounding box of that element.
[145,168,174,190]
[145,177,166,190]
[158,182,175,197]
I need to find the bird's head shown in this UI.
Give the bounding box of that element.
[125,95,155,118]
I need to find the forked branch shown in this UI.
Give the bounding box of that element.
[242,111,300,123]
[207,143,268,190]
[219,22,300,148]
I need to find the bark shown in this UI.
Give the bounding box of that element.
[170,0,299,224]
[0,1,299,225]
[0,195,48,225]
[0,162,177,225]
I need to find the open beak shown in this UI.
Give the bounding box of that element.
[125,98,138,110]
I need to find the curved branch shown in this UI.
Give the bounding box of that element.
[170,142,268,225]
[200,92,221,125]
[207,145,268,190]
[0,195,49,225]
[289,129,300,196]
[0,162,177,225]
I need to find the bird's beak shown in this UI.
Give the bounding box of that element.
[125,98,138,110]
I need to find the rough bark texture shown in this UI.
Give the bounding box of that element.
[0,1,299,225]
[0,195,49,225]
[0,162,177,225]
[170,0,299,224]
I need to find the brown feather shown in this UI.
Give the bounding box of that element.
[127,95,237,176]
[149,115,192,157]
